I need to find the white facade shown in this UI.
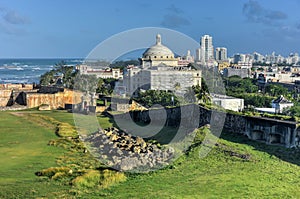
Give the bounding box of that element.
[178,50,194,66]
[271,95,294,113]
[212,94,244,112]
[77,65,122,79]
[140,34,179,68]
[215,47,227,61]
[123,66,201,95]
[200,35,214,65]
[123,34,201,95]
[253,52,264,63]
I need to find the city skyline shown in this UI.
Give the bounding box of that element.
[0,0,300,58]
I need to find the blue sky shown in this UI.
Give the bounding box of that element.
[0,0,300,58]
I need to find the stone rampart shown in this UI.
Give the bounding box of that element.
[111,105,299,148]
[0,84,33,90]
[0,90,12,106]
[26,89,82,109]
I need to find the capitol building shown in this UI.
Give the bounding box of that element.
[123,34,201,95]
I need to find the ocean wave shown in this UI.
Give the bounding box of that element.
[32,67,41,70]
[5,66,24,71]
[1,79,27,83]
[0,58,81,84]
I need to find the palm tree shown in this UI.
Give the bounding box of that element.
[184,87,197,103]
[193,84,211,104]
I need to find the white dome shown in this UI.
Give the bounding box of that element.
[142,34,174,58]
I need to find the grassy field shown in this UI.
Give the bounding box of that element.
[0,111,69,198]
[1,110,300,198]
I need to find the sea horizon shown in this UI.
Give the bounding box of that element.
[0,58,84,84]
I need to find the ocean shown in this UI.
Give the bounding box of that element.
[0,58,83,84]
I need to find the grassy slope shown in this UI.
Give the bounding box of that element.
[1,110,300,198]
[89,136,300,199]
[0,112,69,198]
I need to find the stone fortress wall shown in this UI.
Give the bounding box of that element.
[26,89,82,109]
[0,84,35,107]
[0,84,82,110]
[0,90,13,106]
[113,104,300,148]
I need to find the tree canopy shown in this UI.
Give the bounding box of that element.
[40,61,77,88]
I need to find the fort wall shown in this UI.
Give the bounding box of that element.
[112,105,299,148]
[26,89,82,109]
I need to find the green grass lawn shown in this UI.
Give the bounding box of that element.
[1,110,300,198]
[0,112,70,198]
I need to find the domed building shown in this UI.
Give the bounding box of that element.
[141,34,179,68]
[122,34,201,96]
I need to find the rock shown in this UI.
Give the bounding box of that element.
[105,130,113,137]
[110,134,119,141]
[140,157,149,165]
[116,149,123,156]
[136,136,144,144]
[133,146,141,154]
[113,142,119,148]
[119,157,140,171]
[126,143,133,151]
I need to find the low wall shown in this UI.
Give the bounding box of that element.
[0,84,33,90]
[26,89,82,109]
[0,90,12,106]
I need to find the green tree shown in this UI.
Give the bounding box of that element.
[265,84,288,97]
[134,90,179,107]
[54,61,77,88]
[73,74,98,92]
[192,79,211,104]
[40,70,56,86]
[184,87,197,103]
[40,60,77,88]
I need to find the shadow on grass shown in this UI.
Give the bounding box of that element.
[221,131,300,166]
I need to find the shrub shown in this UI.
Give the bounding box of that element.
[35,166,72,179]
[56,123,78,138]
[71,169,126,189]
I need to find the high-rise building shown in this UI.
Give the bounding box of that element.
[215,47,227,61]
[200,35,214,64]
[253,52,264,63]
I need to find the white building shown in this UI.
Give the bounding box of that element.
[233,53,253,69]
[77,65,122,79]
[271,95,294,113]
[140,34,179,68]
[123,34,201,96]
[215,47,227,61]
[287,53,300,65]
[253,52,264,63]
[212,94,244,112]
[178,50,194,66]
[200,35,214,65]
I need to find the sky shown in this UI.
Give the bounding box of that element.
[0,0,300,58]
